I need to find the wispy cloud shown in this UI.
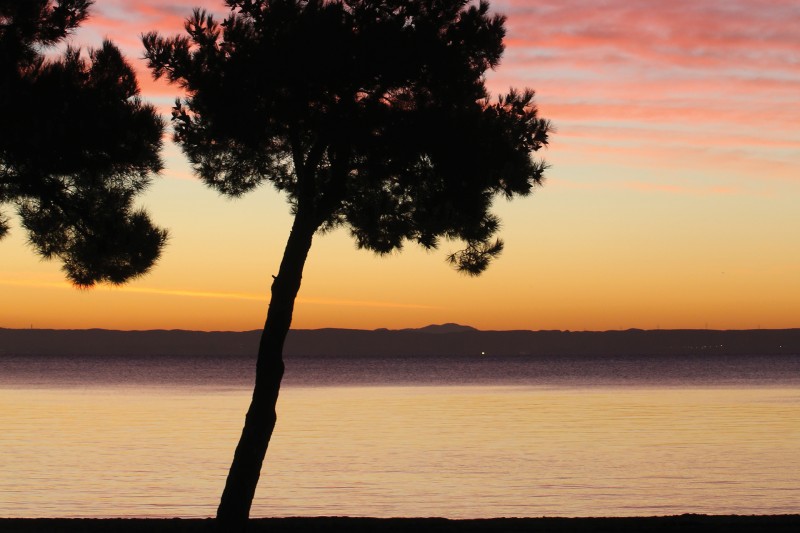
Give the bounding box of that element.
[0,279,436,310]
[549,179,744,197]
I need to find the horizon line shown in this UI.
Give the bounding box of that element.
[3,324,799,334]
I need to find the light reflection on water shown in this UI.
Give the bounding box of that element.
[1,383,798,518]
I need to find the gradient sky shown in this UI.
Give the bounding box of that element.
[2,0,799,331]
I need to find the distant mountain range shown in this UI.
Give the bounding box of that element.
[1,324,799,357]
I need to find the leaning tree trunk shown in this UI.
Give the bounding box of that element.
[216,209,318,531]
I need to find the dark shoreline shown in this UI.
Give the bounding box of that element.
[3,326,800,358]
[2,516,800,533]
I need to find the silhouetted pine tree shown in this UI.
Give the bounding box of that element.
[1,0,166,286]
[144,0,550,529]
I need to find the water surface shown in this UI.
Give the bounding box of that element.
[1,354,798,518]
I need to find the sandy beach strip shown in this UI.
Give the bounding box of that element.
[1,515,800,532]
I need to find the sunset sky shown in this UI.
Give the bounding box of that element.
[2,0,799,331]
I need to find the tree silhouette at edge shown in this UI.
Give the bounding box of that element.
[143,1,551,529]
[1,0,167,286]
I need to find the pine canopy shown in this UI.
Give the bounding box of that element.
[144,0,550,274]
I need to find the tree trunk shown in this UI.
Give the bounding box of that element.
[216,210,318,532]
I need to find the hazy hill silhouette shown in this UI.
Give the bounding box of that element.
[1,325,799,358]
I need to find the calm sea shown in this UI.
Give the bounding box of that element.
[1,353,799,518]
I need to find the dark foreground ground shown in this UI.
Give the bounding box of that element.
[2,516,800,533]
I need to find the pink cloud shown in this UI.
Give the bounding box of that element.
[66,2,225,98]
[490,0,800,99]
[481,0,800,181]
